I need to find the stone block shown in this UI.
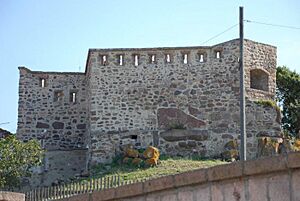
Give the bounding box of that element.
[91,188,115,201]
[243,154,287,176]
[222,179,246,201]
[248,175,268,201]
[178,189,193,201]
[160,193,177,201]
[207,162,242,182]
[292,170,300,201]
[268,173,290,201]
[143,175,174,193]
[114,182,143,199]
[287,151,300,168]
[211,183,224,201]
[193,185,210,201]
[174,168,207,187]
[67,193,89,201]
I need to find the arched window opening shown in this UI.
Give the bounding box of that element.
[250,69,269,92]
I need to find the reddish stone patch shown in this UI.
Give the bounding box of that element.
[157,108,206,129]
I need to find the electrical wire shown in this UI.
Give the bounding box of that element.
[201,24,238,45]
[245,20,300,30]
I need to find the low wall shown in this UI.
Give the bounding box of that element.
[0,192,24,201]
[59,152,300,201]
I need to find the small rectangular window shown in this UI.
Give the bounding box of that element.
[165,54,171,63]
[54,91,63,102]
[70,91,77,103]
[183,54,188,64]
[150,54,156,63]
[134,55,139,66]
[216,51,221,59]
[119,55,123,66]
[199,54,204,62]
[101,55,107,66]
[40,78,46,88]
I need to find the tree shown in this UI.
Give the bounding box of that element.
[276,66,300,137]
[0,135,43,189]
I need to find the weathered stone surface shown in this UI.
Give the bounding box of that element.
[17,39,280,168]
[52,121,64,129]
[160,129,208,142]
[36,122,49,129]
[76,124,86,129]
[157,108,206,129]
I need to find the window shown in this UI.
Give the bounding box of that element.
[119,55,123,66]
[54,91,63,102]
[70,91,77,103]
[134,55,139,66]
[150,54,156,63]
[39,78,46,88]
[165,54,171,63]
[216,51,221,59]
[199,54,204,62]
[183,53,188,64]
[100,55,108,66]
[250,69,269,91]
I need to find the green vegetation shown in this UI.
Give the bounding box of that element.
[255,99,280,112]
[0,135,43,189]
[276,66,300,137]
[90,156,226,182]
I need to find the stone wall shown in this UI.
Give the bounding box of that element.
[22,149,88,190]
[16,38,280,166]
[17,67,88,150]
[0,192,24,201]
[86,39,279,164]
[57,152,300,201]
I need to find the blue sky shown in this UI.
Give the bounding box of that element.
[0,0,299,132]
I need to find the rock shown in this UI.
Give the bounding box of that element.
[221,150,239,161]
[125,148,139,158]
[132,158,143,165]
[36,122,49,128]
[157,108,206,129]
[123,157,131,164]
[160,129,208,142]
[143,146,160,159]
[52,121,64,129]
[76,124,86,129]
[224,139,238,150]
[257,137,280,157]
[294,139,300,151]
[145,158,158,166]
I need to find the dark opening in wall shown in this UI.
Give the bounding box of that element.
[69,91,77,103]
[134,55,139,66]
[215,51,221,59]
[183,53,188,64]
[198,52,207,63]
[150,54,156,64]
[165,54,171,63]
[250,69,269,92]
[118,55,123,66]
[54,90,63,102]
[100,55,108,66]
[131,135,138,140]
[39,78,46,88]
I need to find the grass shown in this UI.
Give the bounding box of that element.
[90,156,227,182]
[254,99,280,112]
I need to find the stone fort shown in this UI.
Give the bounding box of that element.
[17,38,281,185]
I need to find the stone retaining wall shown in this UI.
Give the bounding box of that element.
[58,152,300,201]
[0,192,24,201]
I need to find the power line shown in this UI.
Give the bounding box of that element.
[201,23,238,45]
[245,20,300,30]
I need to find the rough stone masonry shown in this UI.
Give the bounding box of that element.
[17,39,280,168]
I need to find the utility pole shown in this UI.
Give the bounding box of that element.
[239,6,246,161]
